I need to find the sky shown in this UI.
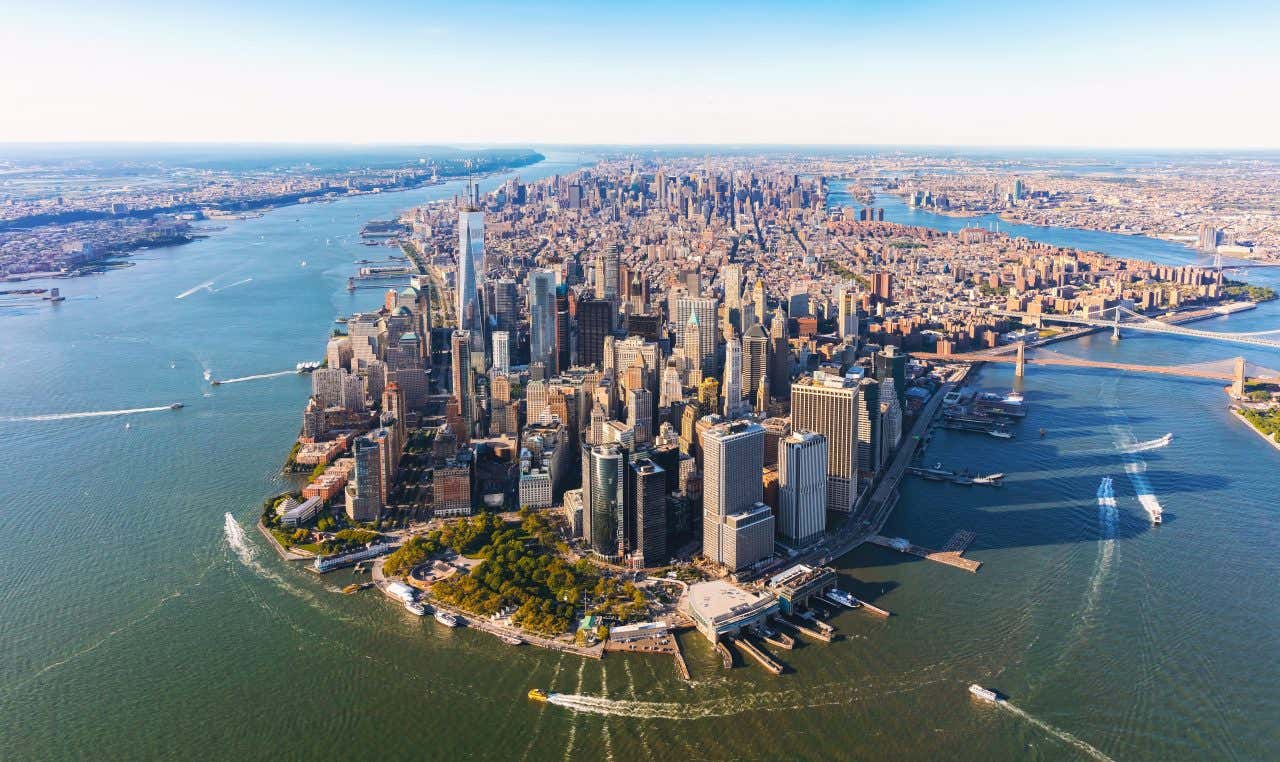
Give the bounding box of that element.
[2,0,1278,148]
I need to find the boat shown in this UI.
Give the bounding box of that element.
[404,601,429,616]
[124,422,132,430]
[295,361,321,373]
[210,380,221,386]
[969,684,1001,703]
[1039,428,1047,438]
[825,589,861,608]
[988,429,1013,439]
[341,583,362,594]
[169,402,184,410]
[501,634,524,645]
[434,610,459,627]
[972,473,1004,485]
[527,688,549,702]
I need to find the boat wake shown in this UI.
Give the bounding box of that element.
[211,277,253,292]
[1084,477,1118,616]
[1112,426,1165,525]
[1118,432,1172,454]
[998,701,1115,761]
[1,405,175,422]
[223,512,256,566]
[214,370,295,384]
[175,281,214,299]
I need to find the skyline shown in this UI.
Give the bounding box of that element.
[3,0,1279,148]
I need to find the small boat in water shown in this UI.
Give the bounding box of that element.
[527,688,549,702]
[988,429,1013,439]
[972,473,1004,485]
[435,610,459,627]
[969,684,1001,703]
[169,402,184,410]
[404,601,429,616]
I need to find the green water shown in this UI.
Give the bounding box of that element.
[2,158,1278,760]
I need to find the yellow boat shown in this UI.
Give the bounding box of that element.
[527,688,549,703]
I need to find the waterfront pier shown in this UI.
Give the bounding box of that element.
[730,636,785,675]
[866,531,982,572]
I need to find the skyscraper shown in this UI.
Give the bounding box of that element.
[577,298,614,369]
[457,202,486,341]
[838,287,860,340]
[586,443,626,559]
[528,269,557,373]
[450,330,475,440]
[595,244,621,301]
[778,430,828,543]
[346,434,383,522]
[701,419,772,570]
[492,331,510,375]
[722,333,742,417]
[791,372,860,512]
[628,456,667,566]
[873,345,907,410]
[741,322,768,411]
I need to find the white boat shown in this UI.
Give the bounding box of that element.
[124,422,132,430]
[1002,392,1024,405]
[404,601,428,616]
[501,634,524,645]
[969,684,1000,703]
[988,429,1013,439]
[825,589,861,608]
[973,473,1004,485]
[434,610,459,627]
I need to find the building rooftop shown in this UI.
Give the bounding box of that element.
[685,580,777,627]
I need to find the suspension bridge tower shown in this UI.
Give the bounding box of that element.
[1232,357,1247,398]
[1015,341,1026,378]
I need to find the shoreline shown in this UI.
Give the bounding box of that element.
[1230,407,1280,454]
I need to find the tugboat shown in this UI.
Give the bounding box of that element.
[969,684,1001,703]
[527,688,550,702]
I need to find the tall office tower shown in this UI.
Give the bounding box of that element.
[587,443,627,559]
[345,434,383,522]
[838,287,860,340]
[577,298,614,369]
[595,244,621,301]
[791,372,860,512]
[528,269,558,373]
[660,360,684,408]
[854,378,882,475]
[741,323,768,410]
[325,336,353,371]
[752,278,767,327]
[722,333,743,418]
[492,331,510,376]
[492,278,519,333]
[787,287,810,318]
[873,345,907,409]
[613,335,659,388]
[626,270,648,315]
[347,313,383,370]
[723,263,743,310]
[628,456,668,566]
[627,387,653,445]
[767,309,791,399]
[676,297,718,373]
[382,381,408,456]
[555,285,572,372]
[450,330,475,439]
[761,416,791,469]
[701,420,772,570]
[872,271,893,302]
[457,201,486,340]
[778,430,828,543]
[880,377,903,461]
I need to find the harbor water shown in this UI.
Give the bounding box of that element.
[0,161,1277,760]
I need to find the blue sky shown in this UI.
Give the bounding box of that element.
[2,0,1276,147]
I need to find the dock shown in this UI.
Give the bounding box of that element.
[672,637,691,680]
[867,530,982,573]
[730,637,785,676]
[762,630,795,650]
[852,598,891,618]
[776,615,835,644]
[715,640,735,669]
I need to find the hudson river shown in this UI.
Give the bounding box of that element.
[1,163,1277,760]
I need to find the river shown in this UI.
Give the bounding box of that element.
[0,161,1276,760]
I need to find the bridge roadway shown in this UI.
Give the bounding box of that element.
[913,352,1239,381]
[991,308,1280,349]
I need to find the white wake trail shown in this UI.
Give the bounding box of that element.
[215,370,296,384]
[175,281,214,299]
[224,512,256,566]
[1,405,175,422]
[1118,433,1173,454]
[998,701,1115,761]
[211,277,253,292]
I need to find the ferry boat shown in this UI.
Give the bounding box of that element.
[169,402,185,410]
[404,601,429,616]
[434,610,459,628]
[968,684,1001,703]
[825,589,861,608]
[295,361,321,373]
[527,688,549,702]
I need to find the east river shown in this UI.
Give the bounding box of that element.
[1,162,1277,760]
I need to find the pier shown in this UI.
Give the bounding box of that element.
[852,598,892,618]
[715,640,735,669]
[867,530,982,573]
[776,615,835,644]
[729,636,785,675]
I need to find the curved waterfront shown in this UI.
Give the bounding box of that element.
[0,160,1276,760]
